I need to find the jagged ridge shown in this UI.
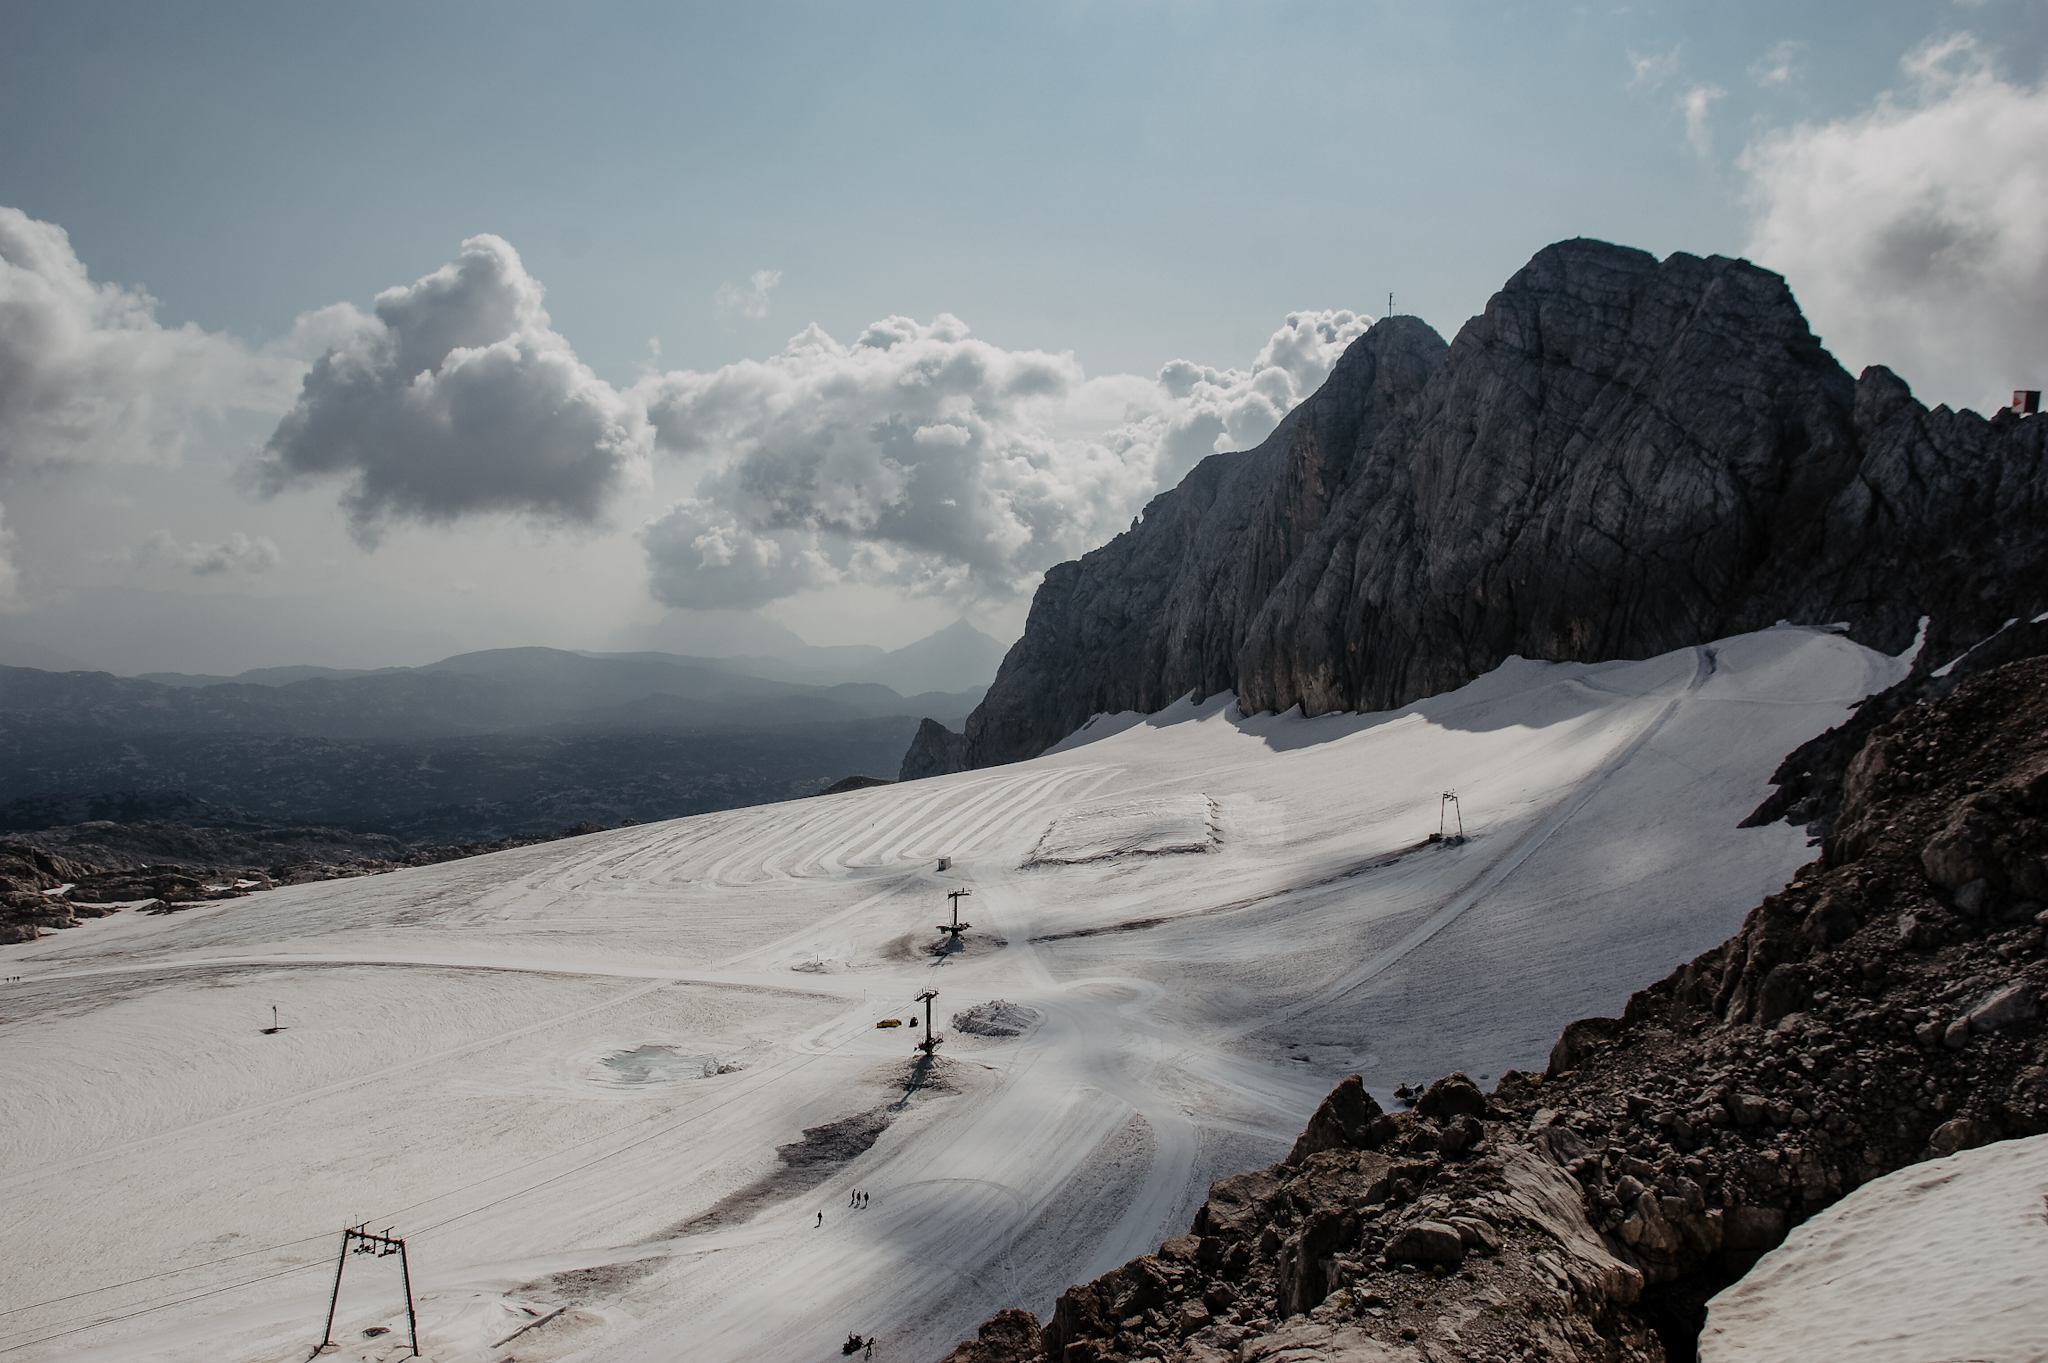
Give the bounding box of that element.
[918,238,2048,775]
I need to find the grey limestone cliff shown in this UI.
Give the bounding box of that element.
[898,716,970,782]
[907,238,2048,776]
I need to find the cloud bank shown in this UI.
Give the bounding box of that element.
[1743,34,2048,409]
[634,308,1368,610]
[0,206,309,600]
[254,234,651,543]
[135,529,283,576]
[0,207,298,476]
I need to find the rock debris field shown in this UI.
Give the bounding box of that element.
[0,627,1902,1363]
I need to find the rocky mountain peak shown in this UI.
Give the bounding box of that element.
[912,238,2048,775]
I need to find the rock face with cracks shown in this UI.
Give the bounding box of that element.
[914,238,2048,775]
[935,657,2048,1362]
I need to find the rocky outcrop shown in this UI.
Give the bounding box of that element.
[0,842,110,943]
[1743,614,2048,838]
[0,818,636,943]
[941,239,2048,771]
[815,775,896,796]
[958,318,1447,769]
[899,717,971,781]
[935,656,2048,1362]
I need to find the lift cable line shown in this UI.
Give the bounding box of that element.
[0,1259,336,1358]
[2,1044,836,1351]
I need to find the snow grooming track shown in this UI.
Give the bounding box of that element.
[1234,644,1717,1040]
[0,628,1905,1363]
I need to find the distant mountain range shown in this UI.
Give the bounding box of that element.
[0,622,1005,843]
[131,617,1008,701]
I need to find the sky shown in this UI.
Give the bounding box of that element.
[1,0,2044,674]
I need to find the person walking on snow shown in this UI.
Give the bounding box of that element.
[816,1210,823,1227]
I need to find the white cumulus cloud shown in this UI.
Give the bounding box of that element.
[135,529,283,576]
[714,269,782,319]
[1749,40,1804,88]
[254,233,651,543]
[1679,83,1727,156]
[0,205,299,473]
[634,307,1369,610]
[1742,33,2048,409]
[1627,46,1681,90]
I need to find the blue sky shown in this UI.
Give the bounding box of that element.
[2,1,2044,671]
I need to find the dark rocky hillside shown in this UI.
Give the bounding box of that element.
[917,239,2048,775]
[0,818,626,943]
[0,717,923,845]
[936,656,2048,1362]
[0,649,977,844]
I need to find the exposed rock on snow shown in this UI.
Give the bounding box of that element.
[1700,1133,2048,1363]
[944,238,2048,773]
[0,818,631,946]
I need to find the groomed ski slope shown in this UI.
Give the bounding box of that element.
[0,627,1904,1363]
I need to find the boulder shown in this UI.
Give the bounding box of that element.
[1414,1072,1486,1122]
[1385,1220,1464,1269]
[1446,1216,1501,1253]
[937,1307,1042,1363]
[1967,982,2040,1034]
[1192,1169,1282,1240]
[1438,1113,1483,1155]
[1286,1075,1385,1165]
[1928,1117,1994,1157]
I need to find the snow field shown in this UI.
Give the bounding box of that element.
[1701,1133,2048,1362]
[0,627,1905,1363]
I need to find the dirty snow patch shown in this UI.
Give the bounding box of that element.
[951,1000,1043,1037]
[601,1046,721,1083]
[1025,793,1217,865]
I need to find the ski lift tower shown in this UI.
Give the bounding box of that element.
[315,1225,418,1357]
[937,888,972,945]
[912,989,942,1057]
[1439,791,1465,845]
